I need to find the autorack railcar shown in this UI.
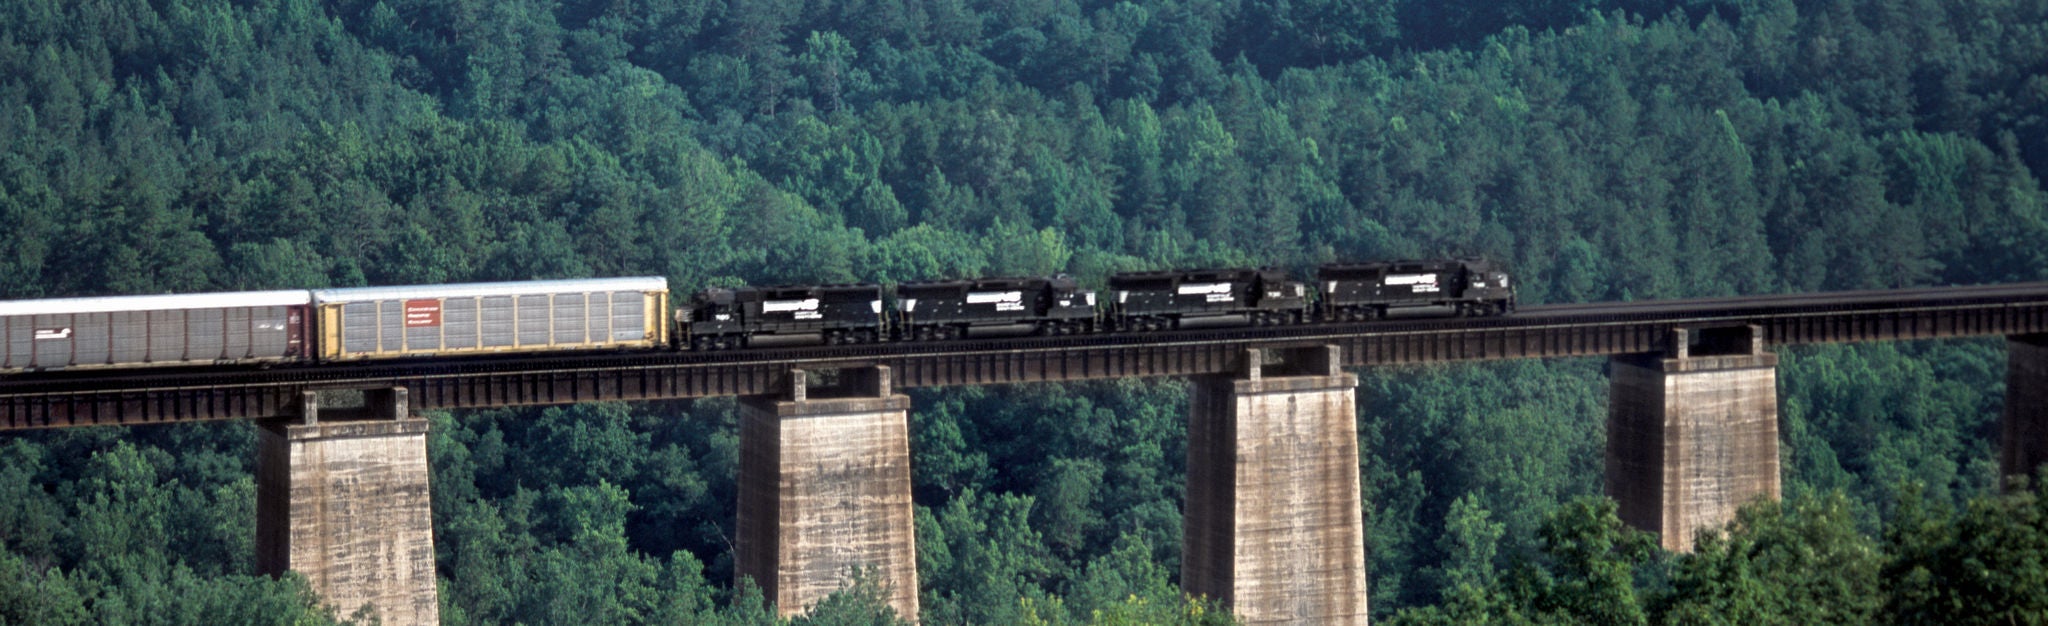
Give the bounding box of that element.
[0,291,313,373]
[313,277,671,361]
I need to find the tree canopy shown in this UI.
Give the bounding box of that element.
[2,0,2047,622]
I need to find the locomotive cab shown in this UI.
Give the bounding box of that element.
[681,287,745,349]
[1455,258,1517,315]
[1041,275,1099,325]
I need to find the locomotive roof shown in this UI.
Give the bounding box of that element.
[1319,258,1503,274]
[896,275,1074,293]
[697,283,882,302]
[313,277,669,304]
[1109,267,1288,285]
[0,290,313,316]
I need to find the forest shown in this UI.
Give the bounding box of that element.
[1,0,2047,623]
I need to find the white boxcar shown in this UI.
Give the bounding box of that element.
[0,291,313,373]
[313,277,670,361]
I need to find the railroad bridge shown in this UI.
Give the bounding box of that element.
[7,282,2048,625]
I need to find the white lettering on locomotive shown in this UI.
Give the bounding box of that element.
[1385,274,1438,286]
[1177,282,1233,295]
[762,298,820,313]
[967,291,1023,304]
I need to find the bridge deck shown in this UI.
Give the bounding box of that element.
[5,282,2048,430]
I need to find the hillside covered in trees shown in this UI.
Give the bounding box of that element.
[2,0,2048,623]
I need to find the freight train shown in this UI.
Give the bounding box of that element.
[0,260,1512,372]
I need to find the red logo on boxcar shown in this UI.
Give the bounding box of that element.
[404,299,443,327]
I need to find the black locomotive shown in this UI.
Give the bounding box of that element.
[682,283,884,349]
[676,259,1513,349]
[1106,268,1308,331]
[1319,258,1516,321]
[895,275,1097,340]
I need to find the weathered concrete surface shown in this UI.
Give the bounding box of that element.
[736,387,918,622]
[1185,347,1366,626]
[2005,334,2048,484]
[257,404,438,626]
[1608,353,1781,552]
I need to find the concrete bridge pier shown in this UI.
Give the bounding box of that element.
[2004,334,2048,485]
[257,387,439,626]
[1607,327,1781,552]
[1184,346,1368,626]
[736,366,918,622]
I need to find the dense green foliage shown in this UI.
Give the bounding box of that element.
[3,0,2048,622]
[1389,481,2048,625]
